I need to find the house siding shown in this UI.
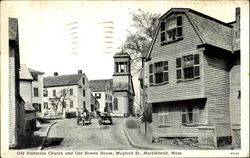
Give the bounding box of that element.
[152,102,206,137]
[230,54,240,126]
[203,51,231,137]
[148,13,203,103]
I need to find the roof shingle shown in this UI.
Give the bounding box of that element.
[44,74,83,87]
[89,79,112,92]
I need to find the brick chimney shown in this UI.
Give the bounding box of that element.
[235,7,240,39]
[78,70,82,74]
[54,72,58,76]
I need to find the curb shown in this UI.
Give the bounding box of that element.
[40,121,57,150]
[123,118,159,150]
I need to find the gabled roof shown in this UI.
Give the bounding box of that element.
[89,79,112,92]
[146,8,235,59]
[20,64,33,80]
[28,68,44,75]
[44,74,84,87]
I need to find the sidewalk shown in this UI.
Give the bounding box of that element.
[123,118,199,150]
[20,121,57,150]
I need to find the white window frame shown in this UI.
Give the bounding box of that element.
[158,103,170,127]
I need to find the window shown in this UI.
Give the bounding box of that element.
[34,88,39,97]
[95,93,101,99]
[43,102,48,109]
[70,89,73,96]
[43,89,48,97]
[53,90,56,97]
[182,105,199,125]
[82,78,85,84]
[149,61,168,85]
[62,89,67,96]
[106,94,108,100]
[33,103,41,112]
[158,104,170,126]
[176,54,200,81]
[114,98,118,110]
[115,62,128,73]
[62,101,66,108]
[83,101,86,109]
[237,90,241,99]
[161,16,182,44]
[83,89,85,97]
[70,101,73,108]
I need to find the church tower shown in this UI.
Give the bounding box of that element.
[112,52,135,116]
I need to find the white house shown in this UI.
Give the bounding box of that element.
[43,70,91,118]
[29,68,44,117]
[89,79,113,112]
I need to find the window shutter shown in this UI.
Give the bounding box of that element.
[163,72,169,82]
[181,106,187,124]
[177,69,182,80]
[194,66,200,77]
[149,64,154,84]
[176,58,181,68]
[164,114,169,124]
[194,54,200,77]
[149,64,153,73]
[160,21,166,31]
[194,54,200,65]
[193,106,199,124]
[177,16,182,26]
[163,61,168,71]
[159,115,164,124]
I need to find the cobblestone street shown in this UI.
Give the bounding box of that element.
[43,118,137,150]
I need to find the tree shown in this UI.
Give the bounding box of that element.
[122,9,160,60]
[49,88,72,117]
[121,9,160,122]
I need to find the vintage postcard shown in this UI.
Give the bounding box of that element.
[0,0,249,157]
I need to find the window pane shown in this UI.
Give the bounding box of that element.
[166,18,177,30]
[184,67,194,79]
[155,73,163,84]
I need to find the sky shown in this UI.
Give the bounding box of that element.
[3,1,245,79]
[2,1,248,107]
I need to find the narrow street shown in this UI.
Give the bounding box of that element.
[43,118,138,150]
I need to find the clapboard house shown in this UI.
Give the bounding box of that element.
[89,79,113,112]
[8,18,26,148]
[43,70,91,118]
[144,8,240,148]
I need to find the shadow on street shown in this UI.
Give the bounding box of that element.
[44,137,64,147]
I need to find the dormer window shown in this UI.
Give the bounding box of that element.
[160,16,183,44]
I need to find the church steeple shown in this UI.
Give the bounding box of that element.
[113,52,131,76]
[112,52,135,116]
